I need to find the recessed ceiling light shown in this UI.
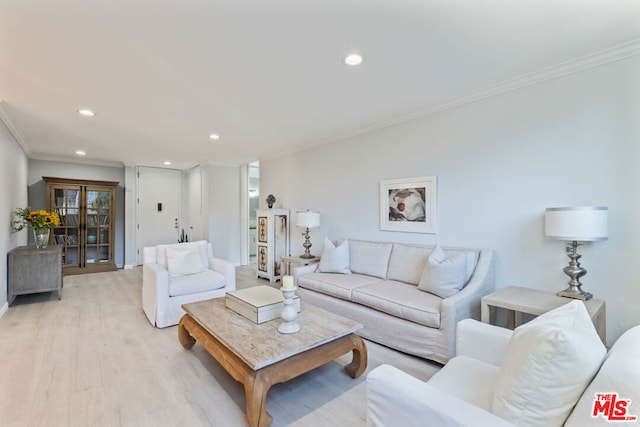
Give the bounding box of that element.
[77,109,96,117]
[209,133,220,140]
[163,161,172,166]
[75,150,86,156]
[344,53,364,66]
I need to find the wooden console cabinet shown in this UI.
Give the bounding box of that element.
[8,245,63,306]
[44,176,118,275]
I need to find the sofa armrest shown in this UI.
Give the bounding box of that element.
[210,256,236,291]
[367,364,514,427]
[438,249,496,359]
[293,263,318,284]
[456,319,512,367]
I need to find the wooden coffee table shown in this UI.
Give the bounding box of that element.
[178,297,367,427]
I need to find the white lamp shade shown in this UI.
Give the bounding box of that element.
[545,207,608,241]
[296,211,320,229]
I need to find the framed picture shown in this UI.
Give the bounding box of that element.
[379,176,437,233]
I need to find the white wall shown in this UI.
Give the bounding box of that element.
[261,55,640,345]
[207,165,242,264]
[0,120,28,315]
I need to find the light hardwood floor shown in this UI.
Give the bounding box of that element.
[0,266,441,427]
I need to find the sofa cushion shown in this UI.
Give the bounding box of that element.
[492,300,607,427]
[428,355,500,412]
[156,240,209,270]
[351,280,441,328]
[318,238,351,274]
[349,240,393,279]
[387,244,430,285]
[417,245,467,298]
[564,325,640,427]
[297,273,382,301]
[166,246,205,277]
[168,269,226,297]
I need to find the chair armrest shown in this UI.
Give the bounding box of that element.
[142,262,170,295]
[210,257,236,291]
[456,319,512,367]
[367,365,514,427]
[293,263,319,284]
[142,262,170,325]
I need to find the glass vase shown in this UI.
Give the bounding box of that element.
[33,228,50,249]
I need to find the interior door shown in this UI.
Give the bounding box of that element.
[137,167,181,264]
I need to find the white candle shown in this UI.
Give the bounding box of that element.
[282,275,294,289]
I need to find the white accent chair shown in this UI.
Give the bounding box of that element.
[142,240,236,328]
[367,301,640,427]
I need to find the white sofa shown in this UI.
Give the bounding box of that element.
[293,239,495,364]
[367,300,640,427]
[142,240,236,328]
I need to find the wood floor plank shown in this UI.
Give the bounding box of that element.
[0,266,440,426]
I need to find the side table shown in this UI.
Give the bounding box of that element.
[281,255,320,276]
[8,245,63,306]
[481,286,606,344]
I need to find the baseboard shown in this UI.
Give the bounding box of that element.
[124,264,136,269]
[0,301,8,319]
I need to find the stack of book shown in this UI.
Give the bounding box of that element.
[225,285,300,324]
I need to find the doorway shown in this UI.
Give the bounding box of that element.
[136,166,181,264]
[248,161,259,264]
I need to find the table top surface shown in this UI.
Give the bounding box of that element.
[182,297,361,370]
[482,286,605,316]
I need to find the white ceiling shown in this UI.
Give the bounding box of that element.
[1,0,639,170]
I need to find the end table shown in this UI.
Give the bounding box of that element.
[281,255,320,276]
[481,286,606,344]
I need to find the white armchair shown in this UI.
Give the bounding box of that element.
[142,240,236,328]
[366,301,635,427]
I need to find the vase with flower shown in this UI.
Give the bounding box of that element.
[11,207,61,248]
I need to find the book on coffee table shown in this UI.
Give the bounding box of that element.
[225,285,300,324]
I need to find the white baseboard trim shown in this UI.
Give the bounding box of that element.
[0,301,8,319]
[124,264,136,269]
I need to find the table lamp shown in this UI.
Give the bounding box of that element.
[296,210,320,259]
[545,206,608,300]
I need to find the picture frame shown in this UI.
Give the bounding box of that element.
[379,176,437,233]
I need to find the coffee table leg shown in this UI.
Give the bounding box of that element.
[244,370,273,427]
[344,335,367,378]
[178,315,196,349]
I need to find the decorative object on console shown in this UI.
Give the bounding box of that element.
[296,210,320,259]
[379,176,437,234]
[11,207,60,249]
[266,194,276,208]
[545,206,608,300]
[278,277,301,334]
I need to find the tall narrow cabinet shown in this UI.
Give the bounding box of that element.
[256,209,289,283]
[44,176,118,275]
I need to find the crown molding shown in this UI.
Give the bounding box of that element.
[0,100,31,156]
[28,153,126,169]
[319,38,640,146]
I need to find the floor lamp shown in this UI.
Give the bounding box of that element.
[545,206,608,300]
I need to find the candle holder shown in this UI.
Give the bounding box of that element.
[278,286,300,334]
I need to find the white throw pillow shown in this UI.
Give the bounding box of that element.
[417,244,467,298]
[492,300,607,427]
[318,238,351,274]
[166,246,206,277]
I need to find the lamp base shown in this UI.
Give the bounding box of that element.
[299,254,316,259]
[557,287,592,301]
